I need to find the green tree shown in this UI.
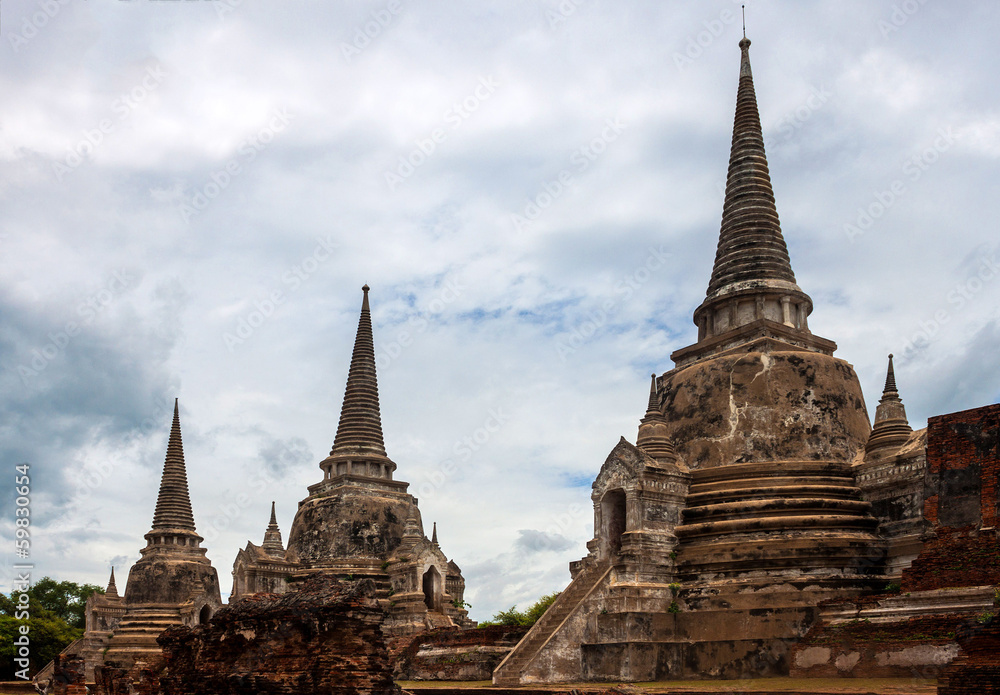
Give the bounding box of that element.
[0,578,103,680]
[479,591,561,627]
[28,576,104,630]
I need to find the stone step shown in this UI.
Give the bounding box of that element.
[493,562,611,685]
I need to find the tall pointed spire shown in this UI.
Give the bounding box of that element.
[330,285,388,457]
[636,375,680,465]
[708,36,798,298]
[431,522,438,547]
[865,354,913,455]
[105,567,119,599]
[678,37,826,365]
[150,399,197,532]
[261,501,285,556]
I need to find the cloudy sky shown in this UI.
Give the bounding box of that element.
[1,1,998,622]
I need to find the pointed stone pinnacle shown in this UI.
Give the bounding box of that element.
[261,501,285,556]
[150,399,197,533]
[708,36,797,299]
[884,353,898,394]
[688,36,815,352]
[106,567,119,598]
[645,374,659,412]
[431,522,438,546]
[329,285,389,460]
[866,354,912,455]
[637,375,679,464]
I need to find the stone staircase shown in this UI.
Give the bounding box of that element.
[102,606,184,664]
[493,561,611,686]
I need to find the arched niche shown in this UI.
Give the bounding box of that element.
[422,565,443,612]
[602,488,627,559]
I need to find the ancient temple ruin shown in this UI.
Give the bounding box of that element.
[51,401,223,685]
[493,36,998,684]
[231,285,474,634]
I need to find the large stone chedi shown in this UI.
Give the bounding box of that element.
[495,37,897,685]
[232,286,473,635]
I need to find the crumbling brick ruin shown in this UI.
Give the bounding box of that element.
[156,575,398,695]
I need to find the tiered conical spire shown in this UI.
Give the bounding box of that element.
[865,354,913,455]
[707,37,798,299]
[431,522,438,547]
[105,567,119,599]
[683,37,818,358]
[329,285,388,460]
[150,399,197,532]
[636,375,679,464]
[261,501,285,556]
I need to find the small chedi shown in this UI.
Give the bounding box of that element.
[231,285,474,635]
[493,36,999,685]
[38,400,223,689]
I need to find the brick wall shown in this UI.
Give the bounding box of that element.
[902,527,1000,592]
[938,614,1000,695]
[901,404,1000,592]
[926,403,1000,530]
[789,613,967,678]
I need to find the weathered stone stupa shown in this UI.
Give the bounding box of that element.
[50,401,223,688]
[99,400,223,668]
[231,286,474,635]
[494,36,917,684]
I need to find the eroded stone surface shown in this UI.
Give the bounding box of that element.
[157,575,398,695]
[659,351,870,470]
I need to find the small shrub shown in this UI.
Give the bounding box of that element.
[668,601,681,614]
[478,592,561,627]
